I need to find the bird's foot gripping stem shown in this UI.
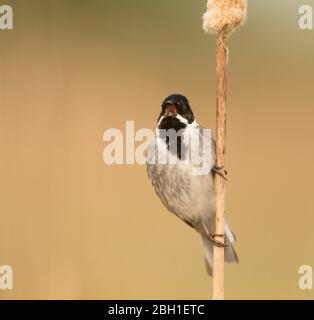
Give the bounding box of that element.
[202,223,230,248]
[213,166,228,181]
[209,234,230,248]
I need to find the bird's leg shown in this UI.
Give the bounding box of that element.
[202,222,230,248]
[213,165,228,181]
[210,166,228,246]
[209,234,229,248]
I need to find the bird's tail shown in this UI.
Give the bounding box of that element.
[201,224,239,277]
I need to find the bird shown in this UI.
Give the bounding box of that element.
[147,94,238,276]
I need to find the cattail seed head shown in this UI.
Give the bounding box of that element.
[203,0,247,34]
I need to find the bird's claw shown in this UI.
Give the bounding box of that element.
[202,222,230,248]
[209,234,230,248]
[213,166,228,181]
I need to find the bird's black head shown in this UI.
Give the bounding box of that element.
[158,94,195,131]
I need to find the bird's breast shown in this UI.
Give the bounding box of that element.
[147,155,214,223]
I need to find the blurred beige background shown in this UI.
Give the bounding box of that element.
[0,0,314,299]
